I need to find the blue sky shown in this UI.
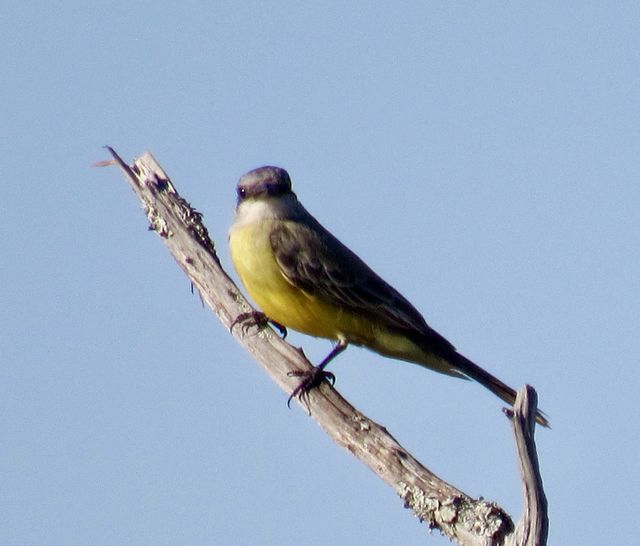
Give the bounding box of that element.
[2,2,639,544]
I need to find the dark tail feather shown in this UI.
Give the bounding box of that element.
[452,352,550,428]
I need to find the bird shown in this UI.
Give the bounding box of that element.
[228,166,549,427]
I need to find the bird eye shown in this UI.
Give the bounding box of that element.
[237,186,247,199]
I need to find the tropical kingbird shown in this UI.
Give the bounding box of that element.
[229,166,548,427]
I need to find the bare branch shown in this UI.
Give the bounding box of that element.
[103,148,548,545]
[503,387,549,546]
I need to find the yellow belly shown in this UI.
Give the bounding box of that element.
[229,220,349,339]
[229,220,459,376]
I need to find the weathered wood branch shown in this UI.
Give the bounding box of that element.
[503,387,549,546]
[102,148,548,545]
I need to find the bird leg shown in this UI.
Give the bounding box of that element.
[287,340,348,407]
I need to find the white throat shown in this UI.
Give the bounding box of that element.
[231,194,300,231]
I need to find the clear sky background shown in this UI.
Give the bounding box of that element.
[2,2,639,545]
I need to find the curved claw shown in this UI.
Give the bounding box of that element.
[230,311,287,339]
[230,311,265,334]
[270,320,288,339]
[286,368,336,408]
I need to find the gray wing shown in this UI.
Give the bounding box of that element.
[270,216,553,425]
[269,217,456,357]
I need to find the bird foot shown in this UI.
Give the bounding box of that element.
[230,311,288,339]
[287,367,336,408]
